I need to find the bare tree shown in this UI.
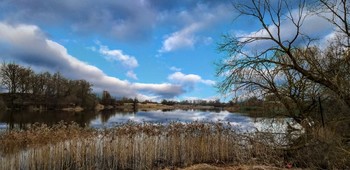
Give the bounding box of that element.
[18,67,34,93]
[216,1,350,163]
[0,63,22,94]
[217,0,350,117]
[316,0,350,42]
[0,63,98,110]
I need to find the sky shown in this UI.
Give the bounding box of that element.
[0,0,337,101]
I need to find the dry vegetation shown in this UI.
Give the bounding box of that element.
[0,121,348,169]
[0,121,282,169]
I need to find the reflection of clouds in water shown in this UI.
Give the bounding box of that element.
[90,110,302,133]
[253,118,302,133]
[91,110,258,130]
[0,123,7,128]
[0,123,7,133]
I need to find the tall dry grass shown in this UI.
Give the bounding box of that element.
[284,124,350,169]
[0,121,349,169]
[0,121,287,169]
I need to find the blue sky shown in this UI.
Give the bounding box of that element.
[0,0,336,101]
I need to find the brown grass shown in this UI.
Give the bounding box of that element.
[0,121,349,169]
[176,164,302,170]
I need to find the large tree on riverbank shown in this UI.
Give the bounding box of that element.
[217,1,350,166]
[217,0,350,125]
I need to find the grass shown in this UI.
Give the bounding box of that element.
[0,121,349,169]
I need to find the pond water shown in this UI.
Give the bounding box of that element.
[0,109,297,133]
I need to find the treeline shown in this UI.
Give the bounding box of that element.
[0,63,98,110]
[0,62,228,111]
[99,91,139,106]
[100,90,226,108]
[161,99,225,107]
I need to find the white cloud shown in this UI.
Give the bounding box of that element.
[159,4,232,53]
[182,96,220,102]
[98,45,139,69]
[126,70,138,80]
[170,66,182,72]
[132,83,184,98]
[159,23,200,53]
[168,71,201,84]
[202,37,213,45]
[0,0,157,41]
[201,79,216,86]
[135,93,160,102]
[168,71,216,86]
[0,1,235,43]
[0,22,185,99]
[92,42,139,80]
[86,46,97,52]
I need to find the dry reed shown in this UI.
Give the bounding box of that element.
[1,121,346,169]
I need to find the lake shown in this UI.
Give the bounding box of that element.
[0,109,297,133]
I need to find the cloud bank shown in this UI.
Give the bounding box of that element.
[0,22,184,99]
[0,0,232,44]
[159,3,232,53]
[168,71,216,91]
[0,0,156,41]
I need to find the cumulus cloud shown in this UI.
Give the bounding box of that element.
[182,96,220,102]
[0,22,185,99]
[98,44,139,69]
[0,1,235,100]
[159,23,200,53]
[126,70,138,80]
[169,72,200,84]
[170,66,182,72]
[92,42,139,80]
[0,0,156,41]
[0,0,232,43]
[159,3,232,53]
[132,83,184,99]
[168,71,216,88]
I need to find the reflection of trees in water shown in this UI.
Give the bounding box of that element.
[0,109,292,132]
[99,109,134,123]
[161,108,222,113]
[0,110,99,130]
[161,109,174,112]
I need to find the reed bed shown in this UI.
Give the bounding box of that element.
[0,121,287,169]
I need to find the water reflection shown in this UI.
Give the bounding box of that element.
[0,109,297,133]
[0,110,99,130]
[91,109,256,130]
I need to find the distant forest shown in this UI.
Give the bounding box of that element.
[0,63,98,110]
[0,63,227,111]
